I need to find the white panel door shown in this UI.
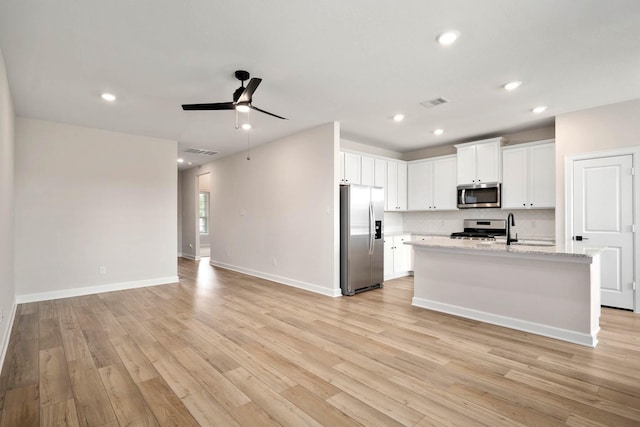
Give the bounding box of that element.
[529,143,555,208]
[383,237,394,277]
[374,158,387,208]
[432,156,457,210]
[572,155,634,309]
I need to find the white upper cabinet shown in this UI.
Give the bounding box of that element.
[408,160,432,210]
[360,155,375,186]
[386,160,407,211]
[502,140,555,209]
[432,156,458,210]
[455,137,503,185]
[408,155,457,211]
[342,152,361,184]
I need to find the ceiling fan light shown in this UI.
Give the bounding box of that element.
[236,103,250,113]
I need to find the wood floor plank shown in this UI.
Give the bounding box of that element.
[2,259,640,426]
[0,384,39,427]
[67,357,117,426]
[39,346,73,407]
[98,363,159,427]
[109,334,159,384]
[40,399,80,427]
[137,377,200,427]
[224,367,322,427]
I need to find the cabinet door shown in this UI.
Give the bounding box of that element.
[432,156,457,210]
[374,158,387,209]
[339,152,345,183]
[502,147,528,208]
[476,141,501,183]
[386,161,398,210]
[360,155,375,186]
[393,235,412,272]
[383,237,394,276]
[397,162,408,210]
[343,152,361,184]
[408,161,432,210]
[456,145,476,185]
[529,143,555,208]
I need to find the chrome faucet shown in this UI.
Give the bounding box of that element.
[506,212,517,245]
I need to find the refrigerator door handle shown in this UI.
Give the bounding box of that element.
[369,202,375,255]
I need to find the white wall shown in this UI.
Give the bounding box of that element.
[14,118,178,300]
[177,172,183,256]
[555,99,640,239]
[182,123,340,296]
[0,49,16,370]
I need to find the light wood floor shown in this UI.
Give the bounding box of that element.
[2,259,640,426]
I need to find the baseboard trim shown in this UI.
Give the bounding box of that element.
[0,300,18,376]
[384,271,410,281]
[15,276,180,304]
[181,253,200,261]
[210,260,341,298]
[411,297,598,347]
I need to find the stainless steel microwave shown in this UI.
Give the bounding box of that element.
[457,183,501,209]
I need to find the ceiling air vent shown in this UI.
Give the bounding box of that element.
[420,97,449,109]
[184,148,219,156]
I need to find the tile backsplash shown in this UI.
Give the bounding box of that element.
[387,209,555,239]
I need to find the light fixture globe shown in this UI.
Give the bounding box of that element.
[235,103,250,113]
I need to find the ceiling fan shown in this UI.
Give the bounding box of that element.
[181,70,287,120]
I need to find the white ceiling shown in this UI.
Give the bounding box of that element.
[1,1,639,169]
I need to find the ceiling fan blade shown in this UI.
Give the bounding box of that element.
[237,78,262,103]
[251,105,288,120]
[182,102,234,111]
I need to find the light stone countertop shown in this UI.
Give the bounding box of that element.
[405,236,603,259]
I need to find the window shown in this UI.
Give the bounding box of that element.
[199,192,209,235]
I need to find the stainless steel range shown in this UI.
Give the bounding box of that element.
[450,219,507,241]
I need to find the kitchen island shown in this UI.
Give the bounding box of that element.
[406,238,602,347]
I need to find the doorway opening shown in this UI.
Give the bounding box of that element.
[198,173,211,259]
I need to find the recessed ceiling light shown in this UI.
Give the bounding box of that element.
[393,114,405,122]
[101,92,116,102]
[188,162,192,165]
[241,123,252,130]
[436,31,459,46]
[433,129,444,136]
[532,106,547,114]
[503,81,522,91]
[177,158,184,163]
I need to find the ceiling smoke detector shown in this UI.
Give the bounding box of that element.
[184,148,219,156]
[420,97,449,109]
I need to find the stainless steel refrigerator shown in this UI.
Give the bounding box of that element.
[340,184,384,295]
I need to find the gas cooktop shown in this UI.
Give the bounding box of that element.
[450,219,507,241]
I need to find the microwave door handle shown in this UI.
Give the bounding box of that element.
[461,188,466,205]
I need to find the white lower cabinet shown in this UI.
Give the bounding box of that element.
[384,234,412,279]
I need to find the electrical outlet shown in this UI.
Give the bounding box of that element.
[531,221,537,229]
[99,266,106,275]
[272,257,277,266]
[226,250,230,257]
